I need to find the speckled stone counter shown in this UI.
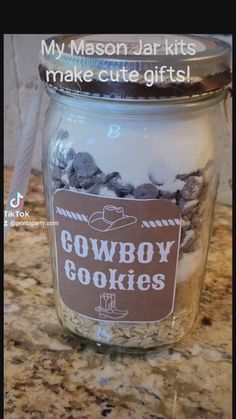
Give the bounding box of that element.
[4,168,232,419]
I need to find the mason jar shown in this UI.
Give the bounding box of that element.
[39,34,231,352]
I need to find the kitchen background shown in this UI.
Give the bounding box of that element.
[4,34,232,205]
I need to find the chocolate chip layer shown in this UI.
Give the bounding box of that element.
[106,172,134,197]
[134,183,159,199]
[49,149,212,259]
[73,152,99,177]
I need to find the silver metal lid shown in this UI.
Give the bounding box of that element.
[39,34,231,100]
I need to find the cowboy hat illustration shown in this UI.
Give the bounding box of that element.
[88,205,137,232]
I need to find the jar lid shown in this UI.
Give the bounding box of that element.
[39,34,231,100]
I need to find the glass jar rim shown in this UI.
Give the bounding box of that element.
[46,84,227,118]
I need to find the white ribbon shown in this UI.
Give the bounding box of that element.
[4,81,44,238]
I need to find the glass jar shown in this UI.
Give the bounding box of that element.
[40,34,231,352]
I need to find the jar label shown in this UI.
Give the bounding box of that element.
[53,190,181,322]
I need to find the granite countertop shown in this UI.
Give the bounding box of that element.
[4,167,232,419]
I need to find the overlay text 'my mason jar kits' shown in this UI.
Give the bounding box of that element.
[39,34,231,352]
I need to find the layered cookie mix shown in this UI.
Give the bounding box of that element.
[48,130,214,348]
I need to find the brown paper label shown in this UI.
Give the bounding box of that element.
[53,190,181,322]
